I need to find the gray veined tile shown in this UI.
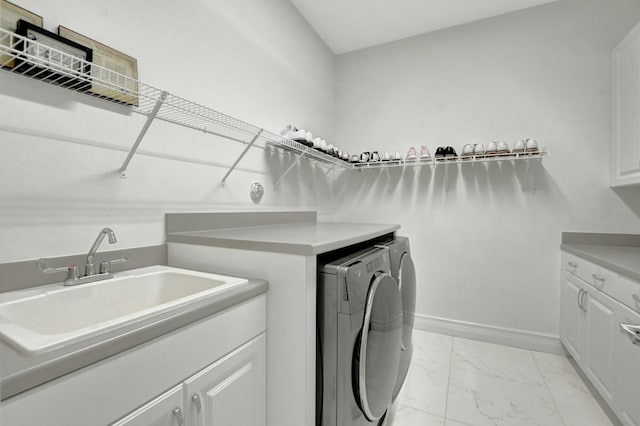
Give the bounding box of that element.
[450,337,546,388]
[532,352,613,426]
[446,369,564,426]
[396,330,452,417]
[446,338,563,426]
[387,403,445,426]
[445,419,474,426]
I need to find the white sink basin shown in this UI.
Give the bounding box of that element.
[0,266,247,355]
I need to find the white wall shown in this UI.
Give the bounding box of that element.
[333,0,640,337]
[0,0,336,262]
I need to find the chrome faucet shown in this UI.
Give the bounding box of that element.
[37,227,128,286]
[85,227,118,276]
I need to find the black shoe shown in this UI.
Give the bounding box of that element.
[444,146,458,160]
[434,146,445,161]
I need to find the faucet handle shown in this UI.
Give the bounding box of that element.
[38,259,80,282]
[99,252,130,274]
[37,258,72,274]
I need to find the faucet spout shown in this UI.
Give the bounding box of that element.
[86,227,117,275]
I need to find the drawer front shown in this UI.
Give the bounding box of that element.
[607,274,640,316]
[562,252,617,300]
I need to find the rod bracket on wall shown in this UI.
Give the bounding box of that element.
[221,129,264,185]
[119,91,168,178]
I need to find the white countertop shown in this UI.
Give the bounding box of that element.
[167,221,400,255]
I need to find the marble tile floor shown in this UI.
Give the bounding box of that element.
[386,330,614,426]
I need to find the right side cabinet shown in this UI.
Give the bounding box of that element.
[614,303,640,425]
[560,253,640,426]
[612,21,640,187]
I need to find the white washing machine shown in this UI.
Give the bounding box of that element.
[376,236,416,401]
[317,246,403,426]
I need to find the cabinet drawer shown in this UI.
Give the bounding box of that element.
[562,252,615,296]
[607,273,640,315]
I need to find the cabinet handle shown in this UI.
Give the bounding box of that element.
[192,394,202,413]
[577,289,584,310]
[580,290,588,312]
[173,407,184,426]
[592,274,605,284]
[620,323,640,346]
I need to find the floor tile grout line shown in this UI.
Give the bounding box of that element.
[530,350,568,426]
[442,334,455,423]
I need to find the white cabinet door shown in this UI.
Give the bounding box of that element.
[562,272,585,362]
[111,385,184,426]
[184,333,266,426]
[614,304,640,426]
[583,287,617,405]
[613,21,640,187]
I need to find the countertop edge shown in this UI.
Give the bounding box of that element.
[1,278,268,400]
[167,233,316,255]
[561,244,640,283]
[167,224,401,255]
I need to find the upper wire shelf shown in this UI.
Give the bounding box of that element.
[0,27,548,184]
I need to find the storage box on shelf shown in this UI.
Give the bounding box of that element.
[560,251,640,425]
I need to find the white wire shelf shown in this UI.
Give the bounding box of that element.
[0,27,548,186]
[350,150,548,169]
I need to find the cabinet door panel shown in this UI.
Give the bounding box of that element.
[111,385,183,426]
[184,333,266,426]
[562,273,585,362]
[613,22,640,186]
[615,304,640,426]
[584,289,616,404]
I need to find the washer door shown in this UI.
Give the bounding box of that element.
[398,252,416,351]
[353,272,403,421]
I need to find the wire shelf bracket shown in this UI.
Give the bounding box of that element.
[221,129,264,185]
[274,151,307,190]
[119,91,168,178]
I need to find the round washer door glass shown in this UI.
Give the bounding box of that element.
[354,272,403,421]
[399,252,416,350]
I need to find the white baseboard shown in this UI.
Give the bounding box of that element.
[413,314,564,355]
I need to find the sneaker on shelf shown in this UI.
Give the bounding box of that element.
[349,154,360,163]
[312,137,323,149]
[283,127,307,142]
[420,145,432,161]
[513,139,526,155]
[371,151,381,162]
[444,146,458,160]
[360,152,371,163]
[473,143,486,158]
[525,138,540,155]
[496,141,510,156]
[461,143,474,160]
[486,141,498,157]
[406,147,418,161]
[320,139,328,152]
[434,147,445,161]
[393,151,403,161]
[382,151,392,161]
